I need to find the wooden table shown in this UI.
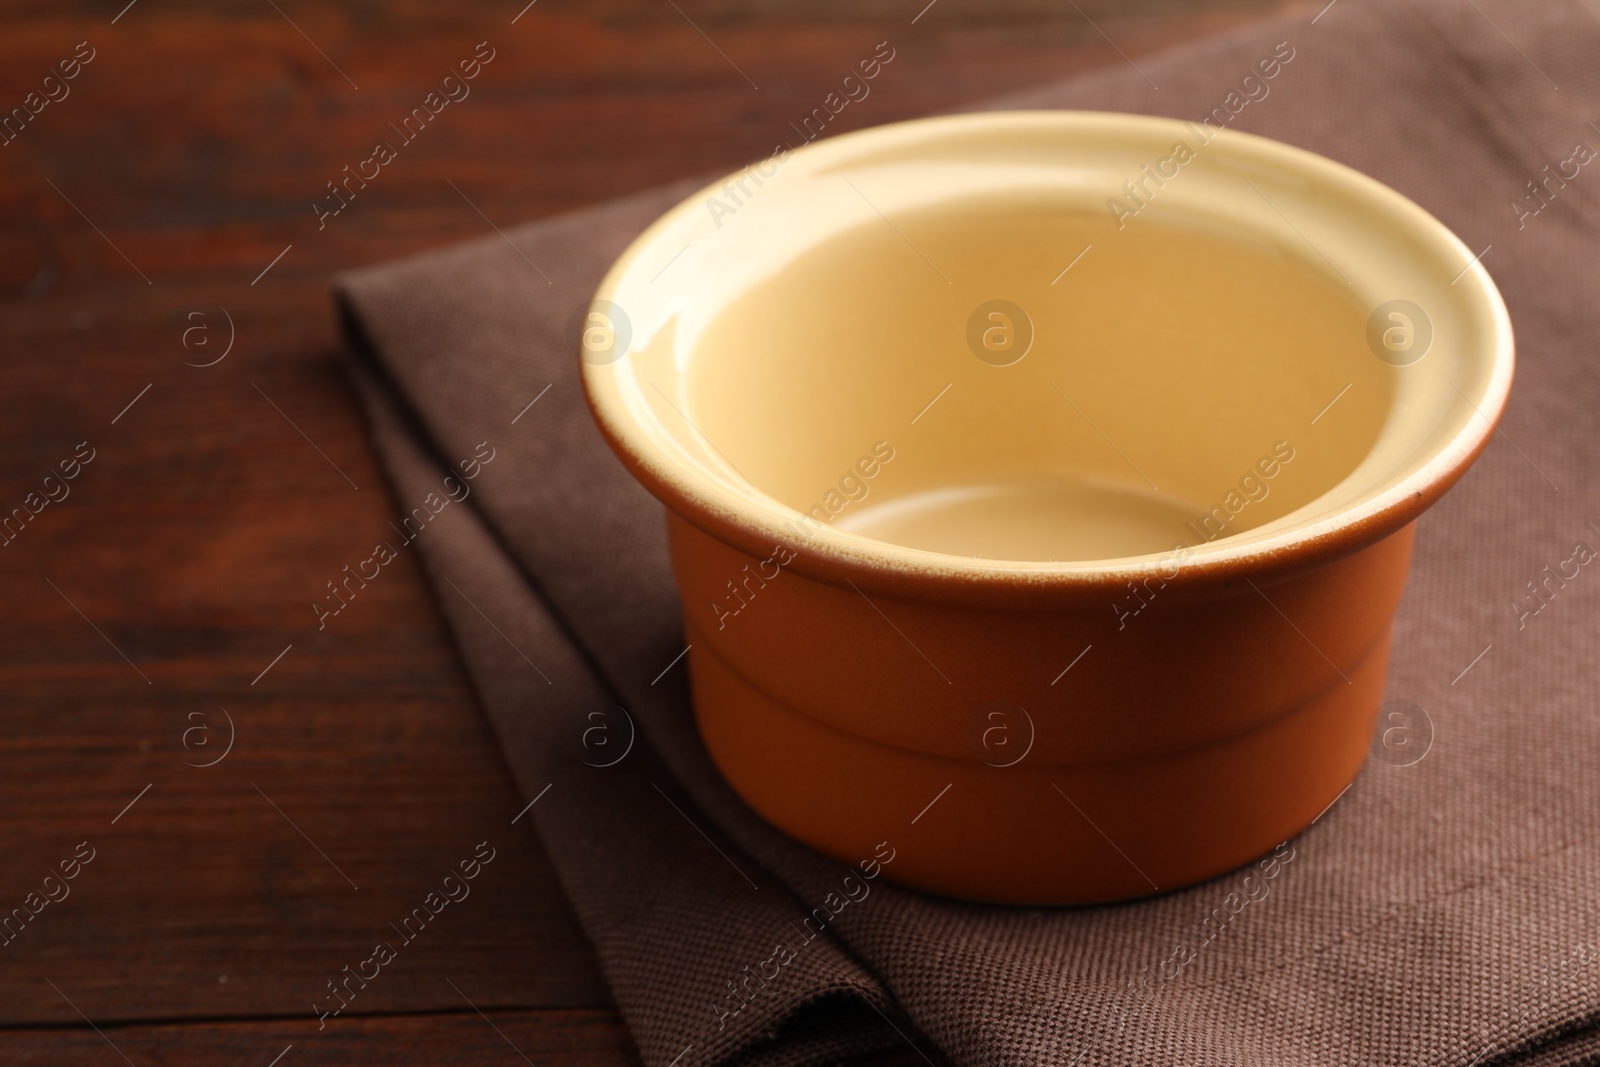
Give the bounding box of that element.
[0,1,1306,1062]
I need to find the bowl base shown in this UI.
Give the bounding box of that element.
[688,621,1388,905]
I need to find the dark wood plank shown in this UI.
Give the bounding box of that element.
[0,0,1312,1059]
[0,341,616,1021]
[0,1009,638,1066]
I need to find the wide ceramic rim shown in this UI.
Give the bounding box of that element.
[581,111,1514,599]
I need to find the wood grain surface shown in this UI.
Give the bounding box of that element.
[0,0,1307,1061]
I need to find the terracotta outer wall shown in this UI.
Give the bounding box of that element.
[669,511,1416,904]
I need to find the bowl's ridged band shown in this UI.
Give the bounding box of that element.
[689,615,1387,905]
[671,512,1410,903]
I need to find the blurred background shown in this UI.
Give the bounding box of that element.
[0,1,1307,1063]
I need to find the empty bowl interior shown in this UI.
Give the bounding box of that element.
[587,113,1510,574]
[684,192,1390,562]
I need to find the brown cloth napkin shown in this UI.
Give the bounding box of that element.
[335,1,1600,1063]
